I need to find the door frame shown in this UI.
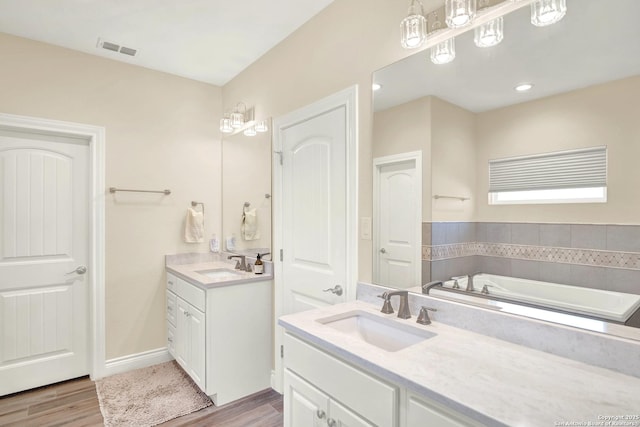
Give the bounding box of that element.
[0,112,106,380]
[272,85,358,392]
[372,151,422,286]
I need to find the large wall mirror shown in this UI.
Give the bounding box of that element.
[370,0,640,333]
[221,121,272,258]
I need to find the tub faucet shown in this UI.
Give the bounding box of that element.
[422,281,443,295]
[467,272,482,292]
[378,290,411,319]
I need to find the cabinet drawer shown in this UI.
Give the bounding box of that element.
[167,322,176,356]
[167,290,177,326]
[176,277,205,312]
[166,272,177,292]
[285,333,398,427]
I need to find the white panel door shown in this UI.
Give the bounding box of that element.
[0,132,89,396]
[281,106,347,313]
[374,155,421,288]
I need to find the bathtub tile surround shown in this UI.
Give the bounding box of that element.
[423,222,640,295]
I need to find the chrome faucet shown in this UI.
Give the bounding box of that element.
[228,255,248,272]
[379,290,411,319]
[467,272,482,292]
[421,281,443,295]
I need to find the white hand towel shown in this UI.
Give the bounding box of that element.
[241,208,260,241]
[184,208,204,243]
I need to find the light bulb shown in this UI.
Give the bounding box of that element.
[474,16,504,48]
[219,117,233,134]
[255,120,269,133]
[531,0,566,27]
[401,13,427,49]
[244,126,257,137]
[445,0,476,29]
[430,38,456,64]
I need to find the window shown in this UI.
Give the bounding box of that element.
[488,146,607,205]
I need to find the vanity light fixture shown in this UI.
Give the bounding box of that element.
[445,0,476,29]
[515,83,534,92]
[474,0,504,48]
[243,126,257,137]
[254,120,269,133]
[531,0,566,27]
[219,113,233,134]
[401,0,427,49]
[230,102,247,129]
[429,12,456,65]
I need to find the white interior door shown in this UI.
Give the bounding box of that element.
[0,130,89,395]
[273,86,357,391]
[373,152,421,288]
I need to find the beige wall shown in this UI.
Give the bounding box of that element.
[222,0,443,283]
[431,97,476,222]
[373,97,432,221]
[476,75,640,224]
[0,33,223,359]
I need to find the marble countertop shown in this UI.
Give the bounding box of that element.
[279,300,640,427]
[166,259,273,289]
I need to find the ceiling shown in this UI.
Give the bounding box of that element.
[0,0,334,86]
[374,0,640,112]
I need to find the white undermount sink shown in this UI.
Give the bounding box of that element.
[196,268,244,280]
[316,310,436,352]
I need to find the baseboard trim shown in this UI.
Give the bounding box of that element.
[102,347,173,377]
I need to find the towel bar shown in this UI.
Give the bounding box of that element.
[109,187,171,195]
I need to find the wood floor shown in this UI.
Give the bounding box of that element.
[0,376,284,427]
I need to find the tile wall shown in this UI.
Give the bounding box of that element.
[424,222,640,295]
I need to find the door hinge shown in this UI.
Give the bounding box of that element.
[280,249,283,262]
[274,150,283,165]
[280,345,284,358]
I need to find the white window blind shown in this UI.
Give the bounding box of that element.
[489,146,607,193]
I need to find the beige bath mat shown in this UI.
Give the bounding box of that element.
[95,361,212,427]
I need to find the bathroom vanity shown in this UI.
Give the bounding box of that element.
[165,254,273,405]
[279,300,640,427]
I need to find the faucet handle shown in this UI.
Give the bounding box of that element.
[377,292,394,314]
[416,306,437,325]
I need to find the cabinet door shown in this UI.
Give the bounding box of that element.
[175,298,190,370]
[188,307,206,390]
[330,399,375,427]
[407,394,482,427]
[284,370,330,427]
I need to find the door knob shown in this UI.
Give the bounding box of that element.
[380,248,387,253]
[322,285,343,296]
[66,265,87,275]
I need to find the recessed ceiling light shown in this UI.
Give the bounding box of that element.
[515,83,534,92]
[372,83,382,91]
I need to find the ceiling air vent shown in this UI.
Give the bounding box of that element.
[96,38,138,57]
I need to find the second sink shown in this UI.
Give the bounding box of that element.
[316,310,436,352]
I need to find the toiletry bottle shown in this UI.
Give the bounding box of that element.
[254,253,264,275]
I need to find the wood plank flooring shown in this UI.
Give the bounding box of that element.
[0,376,283,426]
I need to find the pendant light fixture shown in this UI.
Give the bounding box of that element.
[531,0,566,27]
[445,0,476,29]
[243,126,257,137]
[474,0,504,48]
[255,120,269,133]
[230,103,246,129]
[429,12,456,65]
[401,0,427,49]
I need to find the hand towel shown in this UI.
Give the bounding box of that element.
[184,208,204,243]
[241,208,260,241]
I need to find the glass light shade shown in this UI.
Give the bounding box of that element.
[243,126,257,137]
[430,38,456,64]
[230,111,244,129]
[531,0,566,27]
[474,16,504,48]
[401,13,427,49]
[255,120,269,133]
[219,117,233,134]
[445,0,476,29]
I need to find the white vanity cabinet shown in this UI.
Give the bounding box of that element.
[166,271,272,405]
[284,332,483,427]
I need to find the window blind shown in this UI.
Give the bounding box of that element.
[488,146,607,193]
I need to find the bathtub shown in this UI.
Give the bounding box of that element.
[430,274,640,323]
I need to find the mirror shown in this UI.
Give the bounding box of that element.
[221,120,272,258]
[370,0,640,331]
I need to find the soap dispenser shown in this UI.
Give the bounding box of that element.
[254,253,264,274]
